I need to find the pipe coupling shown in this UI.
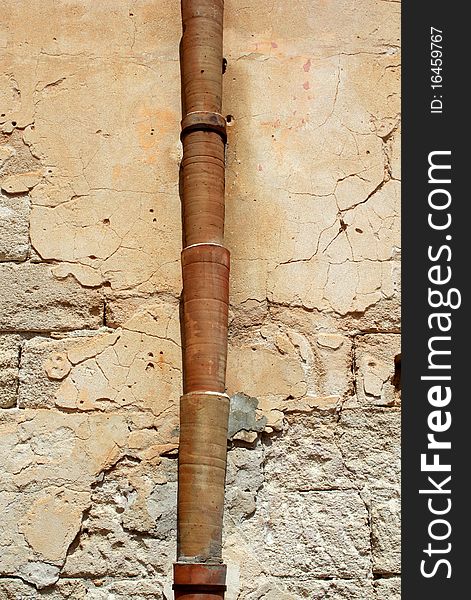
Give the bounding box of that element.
[181,111,227,142]
[173,563,227,599]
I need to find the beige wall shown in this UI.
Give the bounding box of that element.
[0,1,400,598]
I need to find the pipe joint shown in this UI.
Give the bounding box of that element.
[181,111,227,142]
[173,563,227,600]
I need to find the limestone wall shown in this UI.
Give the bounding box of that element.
[0,1,400,598]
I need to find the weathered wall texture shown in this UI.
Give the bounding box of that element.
[0,1,400,598]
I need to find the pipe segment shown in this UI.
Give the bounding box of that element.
[175,1,230,598]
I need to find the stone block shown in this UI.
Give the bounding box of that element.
[262,491,371,579]
[19,323,181,419]
[370,487,401,574]
[0,193,29,261]
[0,334,20,408]
[338,408,401,489]
[374,577,401,599]
[0,262,103,332]
[355,333,401,407]
[264,413,353,491]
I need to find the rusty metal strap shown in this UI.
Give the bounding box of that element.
[181,111,227,142]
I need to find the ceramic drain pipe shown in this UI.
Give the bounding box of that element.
[174,1,230,598]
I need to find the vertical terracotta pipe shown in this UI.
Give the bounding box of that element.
[174,1,229,598]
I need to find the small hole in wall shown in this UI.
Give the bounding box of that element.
[201,69,205,74]
[222,58,227,73]
[355,228,363,234]
[159,351,163,355]
[1,113,5,117]
[366,150,370,154]
[148,352,154,357]
[103,218,110,225]
[392,353,401,391]
[152,218,156,222]
[88,255,97,260]
[146,362,155,371]
[149,209,154,213]
[103,281,111,287]
[11,121,17,126]
[226,114,234,125]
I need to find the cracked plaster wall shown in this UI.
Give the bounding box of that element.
[0,1,400,598]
